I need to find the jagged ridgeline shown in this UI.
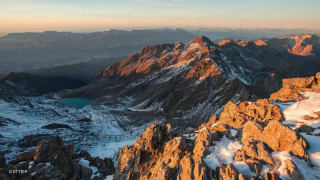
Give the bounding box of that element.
[62,34,320,128]
[1,34,320,179]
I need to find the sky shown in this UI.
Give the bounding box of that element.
[1,0,320,34]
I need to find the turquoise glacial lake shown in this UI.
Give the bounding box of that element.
[58,98,92,109]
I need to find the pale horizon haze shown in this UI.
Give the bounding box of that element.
[1,0,320,35]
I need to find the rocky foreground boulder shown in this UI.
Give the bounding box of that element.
[219,99,283,129]
[241,120,308,160]
[270,72,320,102]
[115,96,311,179]
[0,136,114,180]
[114,123,217,180]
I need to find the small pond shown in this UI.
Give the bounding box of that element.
[58,98,93,109]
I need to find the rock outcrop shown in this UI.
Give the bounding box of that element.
[241,120,308,159]
[264,172,281,180]
[115,92,312,179]
[0,136,114,180]
[218,163,243,180]
[41,123,73,130]
[219,99,283,129]
[269,34,320,56]
[114,123,216,180]
[116,121,298,179]
[270,72,320,101]
[18,134,51,148]
[238,141,274,165]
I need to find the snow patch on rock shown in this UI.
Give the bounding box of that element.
[204,136,254,176]
[270,151,320,180]
[277,92,320,129]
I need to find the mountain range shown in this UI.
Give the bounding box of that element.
[191,28,320,41]
[61,33,320,128]
[2,28,319,74]
[1,33,320,179]
[0,29,195,73]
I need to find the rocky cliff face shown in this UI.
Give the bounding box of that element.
[114,108,307,179]
[114,123,216,180]
[269,72,320,101]
[114,72,320,180]
[263,34,320,56]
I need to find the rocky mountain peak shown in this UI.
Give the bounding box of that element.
[262,33,320,56]
[217,39,235,46]
[285,34,319,56]
[63,34,320,129]
[188,36,216,50]
[99,36,216,79]
[269,72,320,101]
[64,36,255,128]
[253,39,267,46]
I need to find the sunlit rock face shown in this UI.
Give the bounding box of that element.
[270,72,320,102]
[115,72,320,180]
[268,34,320,56]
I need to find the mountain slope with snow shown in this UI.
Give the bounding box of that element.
[62,35,320,128]
[1,34,320,179]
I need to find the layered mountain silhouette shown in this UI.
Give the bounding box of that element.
[0,29,195,73]
[191,28,320,41]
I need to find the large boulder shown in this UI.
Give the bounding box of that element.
[1,136,112,180]
[114,123,216,180]
[239,141,274,165]
[192,128,215,180]
[18,134,51,148]
[242,120,308,159]
[177,156,194,180]
[134,123,171,153]
[270,73,320,102]
[41,123,72,130]
[74,150,114,176]
[219,99,283,129]
[33,136,64,163]
[15,151,35,162]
